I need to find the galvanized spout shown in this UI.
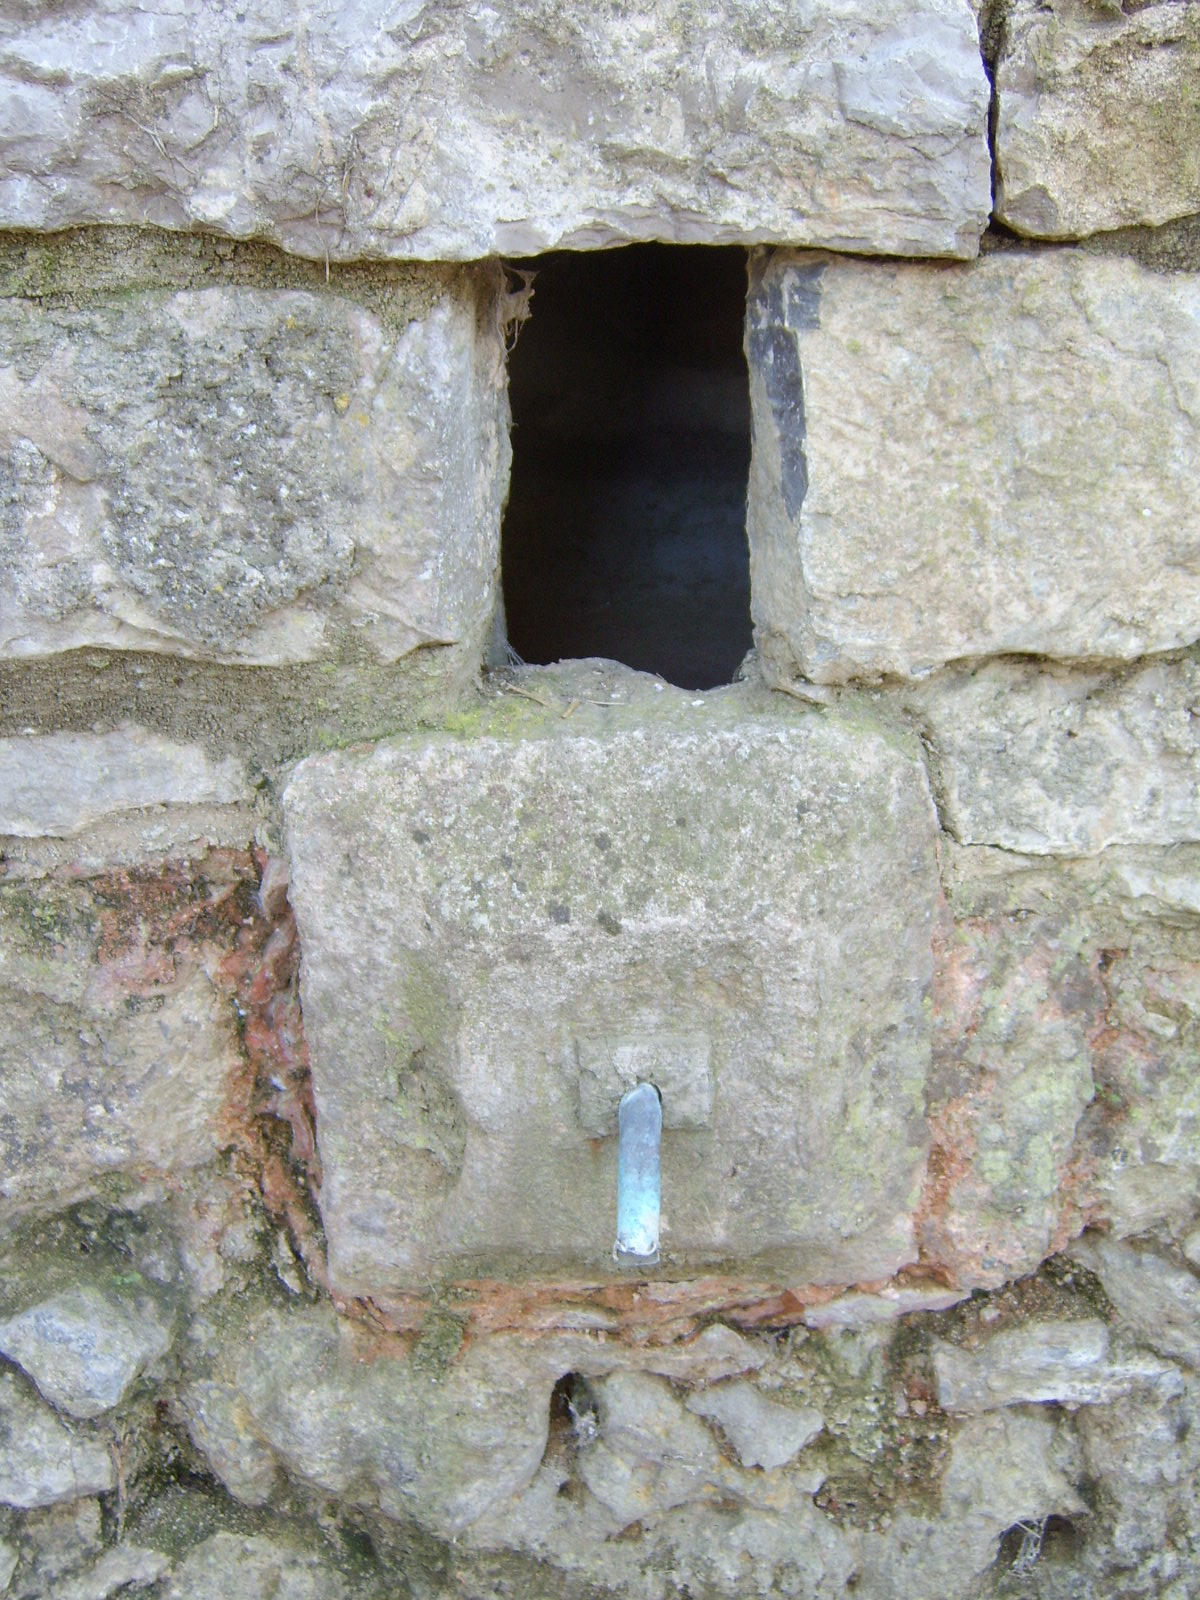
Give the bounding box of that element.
[614,1081,661,1267]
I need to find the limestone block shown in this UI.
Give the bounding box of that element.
[0,731,249,838]
[579,1373,722,1527]
[685,1380,823,1471]
[0,1371,115,1509]
[0,1285,172,1420]
[0,274,508,667]
[995,0,1200,239]
[913,656,1200,856]
[284,666,939,1300]
[0,1,990,262]
[933,1319,1182,1413]
[747,249,1200,685]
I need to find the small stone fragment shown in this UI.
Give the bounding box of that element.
[686,1381,823,1471]
[1071,1237,1200,1370]
[933,1319,1182,1412]
[0,1541,15,1592]
[579,1372,721,1527]
[0,1284,172,1420]
[53,1546,171,1600]
[0,1372,115,1508]
[178,1382,279,1507]
[164,1533,343,1600]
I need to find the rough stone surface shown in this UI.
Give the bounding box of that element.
[0,0,990,261]
[0,1371,115,1509]
[995,0,1200,239]
[0,1284,172,1420]
[0,731,249,839]
[208,1302,766,1541]
[165,1534,344,1600]
[685,1379,823,1470]
[911,655,1200,855]
[0,274,507,666]
[932,1318,1182,1412]
[1071,1236,1200,1371]
[747,249,1200,685]
[0,851,252,1226]
[178,1381,279,1507]
[54,1546,171,1600]
[285,665,939,1299]
[927,845,1200,1276]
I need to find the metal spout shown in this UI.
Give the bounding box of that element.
[614,1081,661,1267]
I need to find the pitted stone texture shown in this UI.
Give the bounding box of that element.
[284,666,939,1298]
[0,274,507,666]
[1071,1237,1200,1371]
[0,1,990,262]
[0,852,251,1225]
[933,1319,1182,1413]
[685,1380,823,1470]
[165,1534,344,1600]
[213,1303,765,1539]
[0,1285,172,1420]
[913,656,1200,856]
[995,0,1200,239]
[0,731,249,839]
[0,1371,115,1509]
[927,850,1200,1280]
[747,249,1200,686]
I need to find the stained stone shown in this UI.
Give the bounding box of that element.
[746,249,1200,686]
[284,664,939,1301]
[995,0,1200,239]
[0,0,990,261]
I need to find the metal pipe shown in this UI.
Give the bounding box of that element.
[614,1081,661,1267]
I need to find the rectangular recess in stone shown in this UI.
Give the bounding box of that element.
[0,272,508,667]
[283,665,939,1300]
[0,0,990,261]
[746,248,1200,686]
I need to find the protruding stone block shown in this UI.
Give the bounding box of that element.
[284,665,939,1301]
[995,0,1200,239]
[0,271,508,667]
[747,249,1200,685]
[0,1,990,261]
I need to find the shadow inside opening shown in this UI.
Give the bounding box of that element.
[500,244,753,692]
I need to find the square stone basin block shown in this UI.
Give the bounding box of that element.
[284,666,939,1299]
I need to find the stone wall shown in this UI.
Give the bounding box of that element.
[1,2,1198,1596]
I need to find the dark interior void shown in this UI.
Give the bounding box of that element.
[500,245,753,691]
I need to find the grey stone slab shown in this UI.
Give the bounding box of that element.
[911,656,1200,856]
[686,1380,823,1471]
[933,1319,1182,1413]
[0,275,508,667]
[0,1,990,262]
[284,665,939,1300]
[746,249,1200,686]
[0,731,249,839]
[995,0,1200,239]
[0,1285,172,1420]
[0,1371,115,1509]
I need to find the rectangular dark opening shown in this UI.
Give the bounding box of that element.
[499,244,752,692]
